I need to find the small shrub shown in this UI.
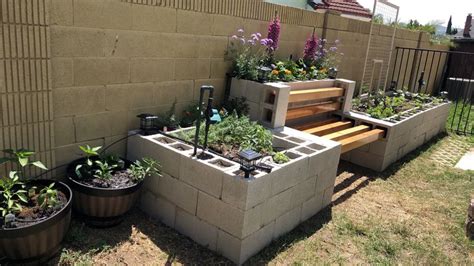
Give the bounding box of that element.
[273,152,290,164]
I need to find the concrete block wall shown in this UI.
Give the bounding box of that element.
[127,127,341,264]
[342,102,451,171]
[0,0,449,176]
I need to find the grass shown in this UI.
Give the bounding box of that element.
[53,134,474,265]
[447,102,474,139]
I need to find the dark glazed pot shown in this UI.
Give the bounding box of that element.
[0,180,72,263]
[67,158,143,227]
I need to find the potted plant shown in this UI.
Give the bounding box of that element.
[0,149,72,263]
[66,145,160,227]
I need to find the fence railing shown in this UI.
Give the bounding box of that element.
[389,47,474,135]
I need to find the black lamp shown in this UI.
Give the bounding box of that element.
[238,149,262,179]
[257,66,272,82]
[328,67,338,79]
[137,113,159,136]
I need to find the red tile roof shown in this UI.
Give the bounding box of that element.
[314,0,372,19]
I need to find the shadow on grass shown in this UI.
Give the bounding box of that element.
[246,132,449,264]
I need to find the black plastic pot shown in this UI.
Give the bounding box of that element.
[67,158,143,227]
[0,180,72,263]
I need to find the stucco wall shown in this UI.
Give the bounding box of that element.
[0,0,449,175]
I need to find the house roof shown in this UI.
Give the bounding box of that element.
[313,0,372,18]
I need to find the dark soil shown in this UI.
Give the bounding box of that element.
[4,188,68,229]
[75,170,136,189]
[157,137,175,144]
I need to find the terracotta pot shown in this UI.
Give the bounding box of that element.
[67,158,142,227]
[0,180,72,263]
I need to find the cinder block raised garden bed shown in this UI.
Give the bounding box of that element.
[342,102,451,171]
[127,127,340,264]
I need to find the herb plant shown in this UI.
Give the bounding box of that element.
[37,183,61,210]
[222,97,250,117]
[128,158,161,182]
[93,161,117,180]
[273,152,290,164]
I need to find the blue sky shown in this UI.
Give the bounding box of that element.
[358,0,473,28]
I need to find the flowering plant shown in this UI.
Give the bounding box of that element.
[313,39,343,72]
[227,29,273,81]
[266,11,281,56]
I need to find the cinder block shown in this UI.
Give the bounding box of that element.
[270,152,309,196]
[262,188,293,225]
[74,112,111,142]
[198,36,229,58]
[211,15,244,36]
[221,174,271,210]
[322,186,334,208]
[49,0,73,26]
[130,58,175,83]
[242,203,265,238]
[140,191,176,227]
[197,191,245,238]
[50,26,106,57]
[179,155,238,198]
[177,10,213,35]
[273,206,301,239]
[74,0,132,30]
[290,175,317,209]
[216,229,242,264]
[301,193,324,221]
[54,116,75,147]
[73,58,130,86]
[105,84,131,111]
[140,137,187,180]
[175,209,218,251]
[175,59,210,80]
[210,58,232,79]
[131,5,176,33]
[156,173,198,215]
[51,58,73,88]
[230,78,248,99]
[240,221,275,264]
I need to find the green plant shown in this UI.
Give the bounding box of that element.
[180,103,202,127]
[182,113,273,155]
[0,172,27,217]
[157,99,180,130]
[37,183,61,210]
[273,152,290,164]
[93,160,117,180]
[0,149,53,224]
[222,97,250,117]
[128,158,161,182]
[75,145,102,178]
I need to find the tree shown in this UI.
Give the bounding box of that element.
[446,16,452,34]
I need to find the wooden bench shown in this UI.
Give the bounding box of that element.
[286,86,385,153]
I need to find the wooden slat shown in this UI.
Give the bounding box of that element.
[304,121,353,135]
[340,129,385,153]
[292,117,340,131]
[286,102,341,121]
[289,87,344,103]
[323,125,371,141]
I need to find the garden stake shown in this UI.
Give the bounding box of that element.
[193,85,215,157]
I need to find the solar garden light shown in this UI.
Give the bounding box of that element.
[257,66,272,82]
[238,149,262,179]
[440,91,449,100]
[328,67,338,79]
[137,113,159,136]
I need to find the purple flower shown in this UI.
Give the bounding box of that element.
[266,12,280,54]
[303,29,318,62]
[240,38,245,44]
[231,35,238,40]
[329,46,337,52]
[238,28,244,34]
[335,39,340,44]
[256,33,262,38]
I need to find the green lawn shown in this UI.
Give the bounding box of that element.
[447,102,474,139]
[55,134,474,265]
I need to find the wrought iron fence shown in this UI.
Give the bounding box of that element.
[389,47,474,135]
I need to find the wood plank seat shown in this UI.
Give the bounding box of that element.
[289,87,344,103]
[286,102,341,121]
[339,129,385,153]
[303,121,353,135]
[292,118,339,131]
[322,125,371,141]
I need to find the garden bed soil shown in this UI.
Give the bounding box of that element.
[8,187,67,229]
[74,170,136,189]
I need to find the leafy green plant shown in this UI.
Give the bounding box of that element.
[180,103,202,127]
[0,149,47,172]
[93,160,117,180]
[0,172,27,217]
[222,97,250,117]
[37,183,61,210]
[75,145,102,179]
[128,158,161,182]
[273,152,290,164]
[157,99,180,130]
[181,113,273,155]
